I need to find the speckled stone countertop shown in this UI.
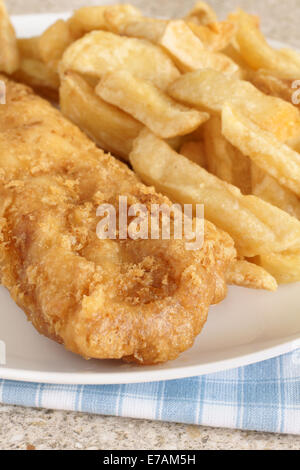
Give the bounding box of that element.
[1,0,300,451]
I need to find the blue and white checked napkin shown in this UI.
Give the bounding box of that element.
[1,351,300,435]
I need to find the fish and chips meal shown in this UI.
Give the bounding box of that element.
[0,1,300,364]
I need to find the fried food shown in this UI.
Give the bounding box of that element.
[251,164,300,220]
[104,3,142,34]
[13,58,60,101]
[230,9,300,79]
[68,4,141,37]
[17,36,41,60]
[130,129,300,258]
[0,76,236,365]
[0,0,19,74]
[222,104,300,197]
[186,20,236,52]
[248,69,299,108]
[38,19,74,64]
[168,69,300,142]
[184,1,218,26]
[203,116,251,194]
[8,1,300,290]
[226,260,277,291]
[60,30,180,91]
[159,20,239,76]
[60,72,142,160]
[116,17,168,43]
[96,70,209,139]
[180,141,206,168]
[254,251,300,284]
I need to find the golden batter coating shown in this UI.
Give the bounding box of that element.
[0,76,235,364]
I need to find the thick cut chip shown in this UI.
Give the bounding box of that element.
[117,18,168,43]
[184,1,218,26]
[222,104,300,197]
[168,69,300,142]
[60,72,142,160]
[60,31,180,91]
[68,4,141,37]
[130,130,300,257]
[18,37,41,60]
[103,4,142,33]
[0,0,19,74]
[13,58,59,100]
[39,20,74,64]
[203,116,251,194]
[68,6,108,37]
[159,20,239,76]
[255,251,300,284]
[226,260,277,291]
[223,42,253,76]
[117,16,234,53]
[251,165,300,220]
[13,59,59,89]
[187,20,236,52]
[180,141,206,168]
[248,69,300,108]
[230,9,300,79]
[288,136,300,153]
[279,48,300,67]
[96,70,209,139]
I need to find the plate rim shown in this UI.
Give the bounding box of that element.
[1,11,299,385]
[1,334,300,384]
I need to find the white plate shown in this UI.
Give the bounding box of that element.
[0,12,299,385]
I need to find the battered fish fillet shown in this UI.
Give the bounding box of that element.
[0,76,235,364]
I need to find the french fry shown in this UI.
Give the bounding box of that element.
[168,69,300,142]
[116,15,234,53]
[130,130,300,257]
[68,6,108,37]
[251,165,300,220]
[184,1,218,26]
[223,42,253,75]
[248,69,299,108]
[287,136,300,153]
[68,4,141,37]
[279,48,300,68]
[159,20,203,70]
[187,20,236,52]
[0,0,19,74]
[18,37,41,60]
[203,116,237,185]
[60,72,142,160]
[103,4,142,34]
[38,20,74,64]
[117,18,168,43]
[159,20,239,76]
[18,22,73,68]
[13,58,59,100]
[226,260,277,291]
[96,70,209,139]
[60,31,180,91]
[222,104,300,197]
[203,116,251,194]
[255,251,300,284]
[180,141,206,168]
[15,58,59,88]
[230,9,300,79]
